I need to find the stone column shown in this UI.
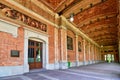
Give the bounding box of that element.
[75,34,79,66]
[83,39,86,65]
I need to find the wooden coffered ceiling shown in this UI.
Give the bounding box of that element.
[13,0,118,46]
[39,0,118,46]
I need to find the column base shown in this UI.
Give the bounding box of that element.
[86,61,90,65]
[23,64,29,73]
[54,62,60,69]
[89,61,93,64]
[75,61,80,67]
[70,61,77,67]
[92,60,96,64]
[59,61,68,69]
[79,61,84,66]
[83,61,87,65]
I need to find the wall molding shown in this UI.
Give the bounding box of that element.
[24,29,49,72]
[0,66,24,77]
[0,20,19,37]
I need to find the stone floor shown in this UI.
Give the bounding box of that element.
[0,62,120,80]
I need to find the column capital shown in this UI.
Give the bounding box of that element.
[75,34,78,38]
[88,42,91,45]
[82,38,86,42]
[55,13,59,18]
[59,25,67,30]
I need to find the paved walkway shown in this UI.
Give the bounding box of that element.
[0,62,120,80]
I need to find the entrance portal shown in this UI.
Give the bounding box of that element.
[104,54,114,62]
[28,40,43,69]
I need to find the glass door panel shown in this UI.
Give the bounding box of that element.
[28,40,43,69]
[28,48,34,63]
[36,48,41,62]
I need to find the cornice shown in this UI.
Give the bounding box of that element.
[0,0,59,28]
[31,0,55,16]
[0,14,48,35]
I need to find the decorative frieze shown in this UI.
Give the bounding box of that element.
[0,3,47,32]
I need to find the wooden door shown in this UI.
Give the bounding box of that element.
[28,40,42,69]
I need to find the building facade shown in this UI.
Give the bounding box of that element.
[0,0,119,77]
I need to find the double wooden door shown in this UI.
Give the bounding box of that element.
[28,40,43,69]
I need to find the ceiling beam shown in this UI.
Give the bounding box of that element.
[94,38,117,42]
[98,42,117,46]
[93,35,117,41]
[86,25,117,34]
[89,32,118,38]
[62,0,101,17]
[55,0,75,13]
[80,15,117,30]
[88,30,117,38]
[95,38,117,42]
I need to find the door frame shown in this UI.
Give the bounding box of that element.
[23,29,49,72]
[28,40,43,69]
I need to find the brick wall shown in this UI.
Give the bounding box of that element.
[58,28,67,61]
[85,42,89,61]
[0,27,24,66]
[90,45,93,61]
[48,24,55,63]
[78,36,84,61]
[67,30,76,62]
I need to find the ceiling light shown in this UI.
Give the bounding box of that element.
[69,13,74,22]
[101,45,103,48]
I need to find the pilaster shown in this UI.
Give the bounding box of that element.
[92,45,95,63]
[59,16,68,69]
[118,0,120,63]
[119,41,120,62]
[88,42,91,64]
[94,46,96,63]
[54,14,59,69]
[83,39,86,65]
[75,35,79,66]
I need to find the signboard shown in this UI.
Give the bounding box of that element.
[11,50,19,57]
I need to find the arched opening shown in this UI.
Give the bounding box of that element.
[104,54,114,63]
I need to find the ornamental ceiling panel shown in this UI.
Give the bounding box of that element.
[39,0,76,12]
[64,0,118,46]
[39,0,118,46]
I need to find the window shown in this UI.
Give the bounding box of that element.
[112,55,114,61]
[78,41,81,52]
[104,55,107,61]
[67,36,73,50]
